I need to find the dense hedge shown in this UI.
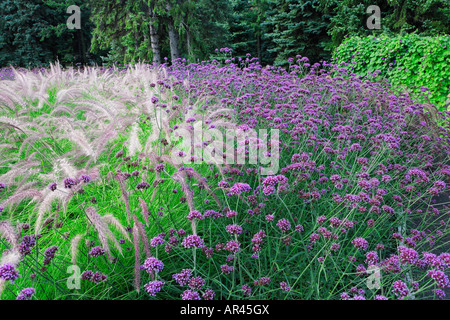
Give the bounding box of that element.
[333,34,450,109]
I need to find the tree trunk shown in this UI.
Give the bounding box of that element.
[257,33,261,62]
[148,5,161,65]
[80,29,87,65]
[165,3,181,62]
[168,20,181,62]
[186,28,193,61]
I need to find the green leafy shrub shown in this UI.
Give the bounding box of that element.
[333,34,450,109]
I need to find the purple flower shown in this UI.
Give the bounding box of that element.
[352,237,369,250]
[0,263,20,281]
[88,246,105,257]
[280,281,291,292]
[19,235,36,256]
[63,177,77,189]
[16,287,35,300]
[43,246,58,265]
[187,210,203,221]
[427,269,450,288]
[81,270,107,284]
[365,251,379,266]
[256,277,271,286]
[181,289,201,300]
[242,284,252,296]
[392,280,409,299]
[220,264,234,275]
[310,233,320,243]
[276,218,291,233]
[48,182,57,191]
[142,257,164,273]
[150,236,165,247]
[316,215,327,224]
[225,224,243,236]
[136,181,150,190]
[182,235,205,249]
[202,288,215,300]
[433,289,446,299]
[398,246,418,265]
[228,182,251,195]
[203,210,223,219]
[225,240,241,253]
[226,210,237,218]
[91,271,107,284]
[173,269,193,286]
[340,292,350,300]
[81,270,94,280]
[188,276,205,290]
[144,280,165,296]
[80,175,91,183]
[218,180,230,188]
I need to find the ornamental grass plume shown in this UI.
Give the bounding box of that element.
[138,198,150,226]
[0,220,19,248]
[114,172,132,223]
[84,207,124,262]
[0,189,43,211]
[132,214,151,257]
[132,222,141,293]
[70,234,84,265]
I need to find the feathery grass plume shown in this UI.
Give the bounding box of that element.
[49,105,76,118]
[1,189,43,211]
[56,158,78,179]
[84,207,123,262]
[182,168,222,210]
[75,167,100,183]
[106,171,114,182]
[35,188,66,235]
[70,234,84,265]
[132,221,141,294]
[54,87,84,105]
[0,143,17,152]
[172,172,195,212]
[138,198,150,226]
[0,157,40,185]
[0,86,22,112]
[114,172,131,223]
[172,171,197,234]
[0,116,29,133]
[0,220,19,248]
[127,122,143,157]
[72,99,117,121]
[0,250,22,268]
[66,129,95,157]
[17,134,51,160]
[86,124,118,166]
[132,215,151,258]
[143,108,172,154]
[15,170,37,189]
[101,214,131,242]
